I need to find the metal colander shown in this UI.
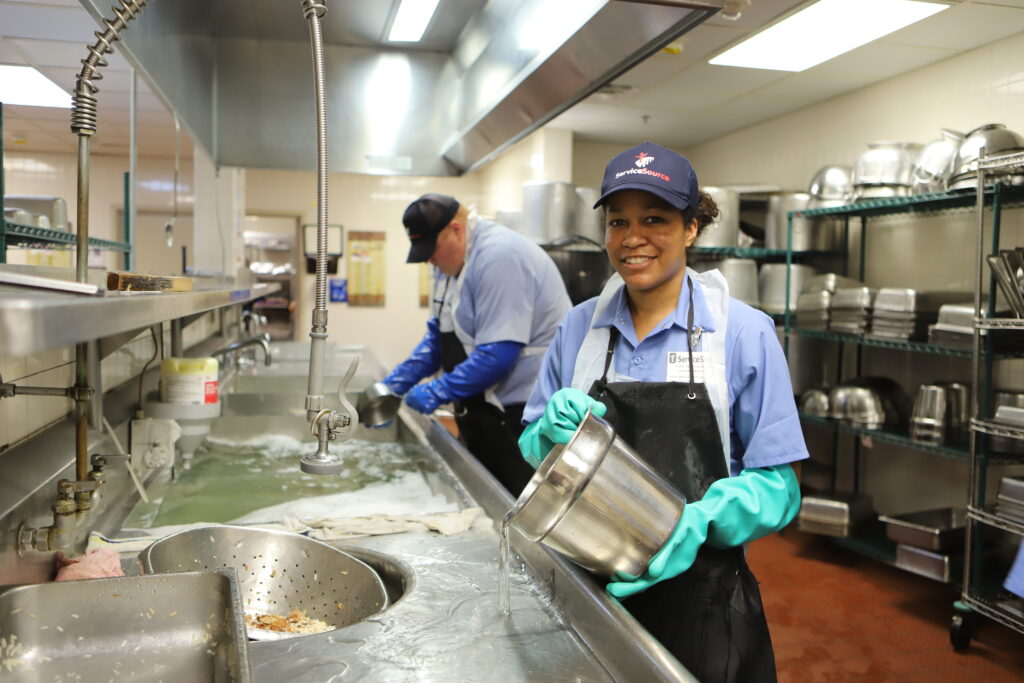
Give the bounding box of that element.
[139,525,388,641]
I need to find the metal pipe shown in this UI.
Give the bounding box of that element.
[128,68,137,271]
[299,0,354,476]
[303,0,329,421]
[171,318,184,357]
[70,0,150,511]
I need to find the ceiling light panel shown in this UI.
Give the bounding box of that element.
[388,0,441,42]
[709,0,949,72]
[0,65,71,107]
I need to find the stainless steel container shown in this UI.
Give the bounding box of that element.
[357,381,401,427]
[759,263,817,314]
[797,493,874,537]
[764,193,839,252]
[695,186,739,247]
[542,235,614,305]
[509,410,685,578]
[574,186,606,244]
[879,507,967,552]
[522,181,578,243]
[777,324,824,395]
[895,543,960,583]
[709,258,758,306]
[853,141,923,187]
[0,570,252,681]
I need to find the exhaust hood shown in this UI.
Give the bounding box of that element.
[78,0,720,176]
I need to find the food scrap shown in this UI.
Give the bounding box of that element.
[245,608,331,634]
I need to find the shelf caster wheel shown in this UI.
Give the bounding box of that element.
[950,612,976,652]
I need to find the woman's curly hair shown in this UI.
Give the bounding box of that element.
[682,191,720,245]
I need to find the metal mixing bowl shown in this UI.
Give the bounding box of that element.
[807,165,853,200]
[509,410,685,578]
[139,525,389,640]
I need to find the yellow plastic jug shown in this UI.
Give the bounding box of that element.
[160,357,219,405]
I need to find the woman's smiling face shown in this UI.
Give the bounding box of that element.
[604,189,697,295]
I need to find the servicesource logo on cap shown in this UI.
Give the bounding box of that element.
[614,151,671,182]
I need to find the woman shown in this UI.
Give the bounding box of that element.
[519,142,807,681]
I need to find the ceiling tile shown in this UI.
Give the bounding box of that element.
[12,37,132,72]
[0,3,95,42]
[0,37,24,63]
[629,63,787,110]
[761,43,959,101]
[883,2,1024,51]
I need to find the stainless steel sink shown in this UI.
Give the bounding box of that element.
[0,570,251,682]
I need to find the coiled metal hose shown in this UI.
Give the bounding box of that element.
[71,0,148,137]
[304,0,329,313]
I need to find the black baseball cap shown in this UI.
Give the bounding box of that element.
[402,194,460,263]
[594,142,699,212]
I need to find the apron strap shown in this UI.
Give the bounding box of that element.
[683,277,697,400]
[600,327,619,385]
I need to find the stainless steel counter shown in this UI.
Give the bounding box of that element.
[0,280,279,354]
[249,531,615,682]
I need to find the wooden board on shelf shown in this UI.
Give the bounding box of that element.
[107,272,192,292]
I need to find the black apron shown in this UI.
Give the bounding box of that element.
[434,277,535,494]
[588,280,776,683]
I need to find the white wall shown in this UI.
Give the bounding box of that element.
[684,31,1024,190]
[244,168,480,370]
[478,127,574,215]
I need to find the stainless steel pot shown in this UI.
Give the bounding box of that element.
[509,410,685,578]
[759,263,817,314]
[853,141,923,187]
[695,186,740,247]
[522,181,578,243]
[765,193,839,251]
[708,258,758,306]
[542,235,614,305]
[574,187,605,244]
[357,381,401,427]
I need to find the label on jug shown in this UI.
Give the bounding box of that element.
[161,373,219,405]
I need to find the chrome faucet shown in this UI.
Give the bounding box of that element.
[211,333,272,367]
[241,310,268,336]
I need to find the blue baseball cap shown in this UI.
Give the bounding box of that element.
[594,142,699,212]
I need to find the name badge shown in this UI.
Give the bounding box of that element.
[666,351,704,384]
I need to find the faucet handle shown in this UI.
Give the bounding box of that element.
[334,356,360,440]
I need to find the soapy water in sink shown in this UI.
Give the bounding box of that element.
[124,436,445,528]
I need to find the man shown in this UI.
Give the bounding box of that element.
[382,193,571,493]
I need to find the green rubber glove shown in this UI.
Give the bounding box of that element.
[518,388,608,468]
[606,464,801,599]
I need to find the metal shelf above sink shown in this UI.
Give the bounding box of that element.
[0,278,280,354]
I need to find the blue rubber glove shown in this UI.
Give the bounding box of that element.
[606,464,801,599]
[402,341,523,415]
[383,318,442,395]
[518,388,608,468]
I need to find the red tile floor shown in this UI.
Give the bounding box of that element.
[748,529,1024,682]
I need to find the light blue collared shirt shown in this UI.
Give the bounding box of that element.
[439,220,571,406]
[523,275,809,475]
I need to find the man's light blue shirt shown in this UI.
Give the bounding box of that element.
[441,220,571,406]
[523,275,809,475]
